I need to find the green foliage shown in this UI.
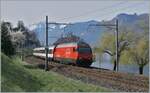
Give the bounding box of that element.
[129,37,149,67]
[1,22,15,56]
[12,21,41,49]
[98,30,131,64]
[129,19,149,68]
[1,53,109,92]
[119,50,133,65]
[99,32,115,54]
[98,20,149,74]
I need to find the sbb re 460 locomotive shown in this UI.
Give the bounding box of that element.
[33,42,93,67]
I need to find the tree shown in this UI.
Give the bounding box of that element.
[13,20,26,32]
[11,21,41,48]
[1,22,15,56]
[11,31,26,50]
[98,30,131,71]
[130,38,148,74]
[23,31,41,48]
[17,20,26,31]
[129,20,149,74]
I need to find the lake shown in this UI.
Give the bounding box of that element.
[91,53,149,76]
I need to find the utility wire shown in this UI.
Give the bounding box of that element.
[28,1,147,28]
[28,1,126,27]
[57,1,128,21]
[58,1,147,22]
[89,2,148,21]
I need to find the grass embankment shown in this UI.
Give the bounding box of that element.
[1,53,109,92]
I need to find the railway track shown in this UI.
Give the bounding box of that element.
[25,56,149,92]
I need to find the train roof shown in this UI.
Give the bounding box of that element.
[56,42,90,48]
[34,42,91,50]
[33,46,55,51]
[56,42,77,48]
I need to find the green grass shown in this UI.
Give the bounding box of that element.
[1,53,110,92]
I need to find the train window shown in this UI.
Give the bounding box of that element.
[34,50,45,53]
[34,49,53,54]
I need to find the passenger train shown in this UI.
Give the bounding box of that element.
[33,42,93,67]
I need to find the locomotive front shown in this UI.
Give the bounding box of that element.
[76,42,93,67]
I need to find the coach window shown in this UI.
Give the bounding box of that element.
[39,50,45,53]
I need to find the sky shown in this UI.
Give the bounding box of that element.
[1,0,150,27]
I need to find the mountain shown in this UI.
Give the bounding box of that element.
[30,13,149,47]
[111,13,149,32]
[31,20,104,46]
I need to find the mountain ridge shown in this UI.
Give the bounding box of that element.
[30,13,149,47]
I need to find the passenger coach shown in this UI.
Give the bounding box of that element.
[33,46,54,60]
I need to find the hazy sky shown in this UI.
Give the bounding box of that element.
[1,0,150,27]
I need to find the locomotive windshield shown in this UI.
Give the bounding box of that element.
[78,48,92,53]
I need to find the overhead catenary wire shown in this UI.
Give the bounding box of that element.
[27,1,126,27]
[88,2,148,21]
[28,1,146,32]
[57,1,128,21]
[28,1,147,28]
[58,1,147,22]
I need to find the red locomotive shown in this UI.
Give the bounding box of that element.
[33,42,93,67]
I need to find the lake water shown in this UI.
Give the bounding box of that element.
[91,53,149,76]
